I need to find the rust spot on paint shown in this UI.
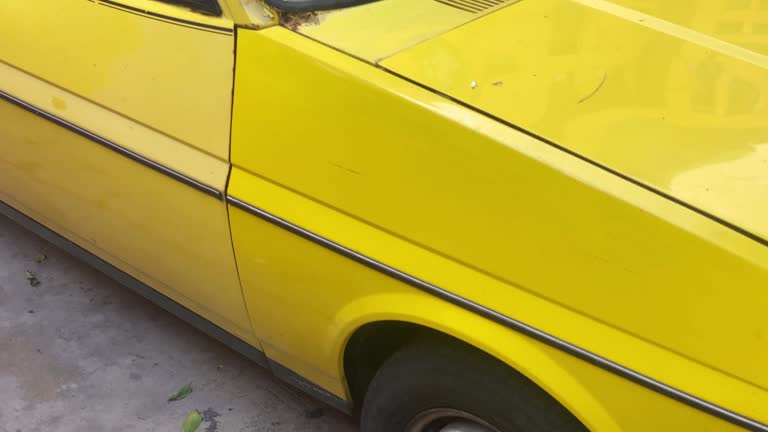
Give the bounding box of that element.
[282,11,321,31]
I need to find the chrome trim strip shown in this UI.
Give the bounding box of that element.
[227,195,768,432]
[0,90,222,199]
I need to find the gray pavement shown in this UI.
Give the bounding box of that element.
[0,215,358,432]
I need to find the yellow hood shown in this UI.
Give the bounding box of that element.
[292,0,521,62]
[380,0,768,245]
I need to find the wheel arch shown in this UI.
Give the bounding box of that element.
[334,295,621,431]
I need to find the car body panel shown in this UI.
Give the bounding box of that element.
[606,0,768,57]
[1,1,767,430]
[227,174,745,432]
[229,26,768,428]
[0,0,235,158]
[382,0,768,245]
[220,0,278,28]
[0,0,256,343]
[292,0,519,62]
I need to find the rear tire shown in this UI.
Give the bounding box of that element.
[360,337,588,432]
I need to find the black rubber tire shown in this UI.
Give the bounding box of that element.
[360,336,588,432]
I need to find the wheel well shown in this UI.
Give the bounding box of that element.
[344,321,587,429]
[344,321,489,414]
[347,321,590,432]
[344,321,421,413]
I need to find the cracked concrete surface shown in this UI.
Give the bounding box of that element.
[0,215,357,432]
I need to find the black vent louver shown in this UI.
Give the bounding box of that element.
[434,0,509,13]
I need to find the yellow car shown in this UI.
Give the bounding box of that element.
[1,0,766,430]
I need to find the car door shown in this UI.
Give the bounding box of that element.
[0,0,255,345]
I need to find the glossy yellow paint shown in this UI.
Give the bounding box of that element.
[227,170,746,432]
[2,0,767,430]
[608,0,768,57]
[0,62,226,190]
[0,1,255,343]
[383,0,768,243]
[230,25,768,429]
[102,0,236,29]
[293,0,519,62]
[0,0,235,158]
[221,0,278,28]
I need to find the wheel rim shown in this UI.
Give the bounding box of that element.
[405,408,501,432]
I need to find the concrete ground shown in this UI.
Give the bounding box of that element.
[0,215,358,432]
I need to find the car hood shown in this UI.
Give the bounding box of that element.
[381,0,768,244]
[292,0,523,62]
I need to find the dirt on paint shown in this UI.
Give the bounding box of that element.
[281,11,321,31]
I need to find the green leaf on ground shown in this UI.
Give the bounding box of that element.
[25,271,40,287]
[168,383,193,402]
[34,253,47,264]
[182,409,202,432]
